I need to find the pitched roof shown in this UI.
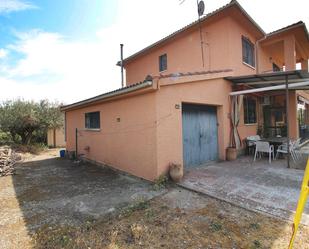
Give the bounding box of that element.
[61,80,153,111]
[121,0,265,65]
[265,21,309,40]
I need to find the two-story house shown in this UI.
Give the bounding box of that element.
[61,0,309,181]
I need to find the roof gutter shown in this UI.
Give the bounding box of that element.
[61,80,153,111]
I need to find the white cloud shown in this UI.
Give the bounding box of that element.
[0,0,37,14]
[0,0,200,104]
[0,48,7,58]
[0,30,121,104]
[0,0,308,104]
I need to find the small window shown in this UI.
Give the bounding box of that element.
[244,96,257,124]
[242,36,255,67]
[85,111,100,129]
[159,54,167,72]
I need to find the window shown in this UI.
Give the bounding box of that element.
[159,54,167,72]
[242,36,255,67]
[244,96,257,124]
[85,111,100,129]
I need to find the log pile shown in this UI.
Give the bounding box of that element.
[0,147,20,177]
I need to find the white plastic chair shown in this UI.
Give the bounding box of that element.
[276,141,297,162]
[246,135,261,154]
[247,135,261,145]
[292,138,302,160]
[254,141,274,164]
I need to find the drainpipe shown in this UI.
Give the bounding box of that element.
[255,40,259,73]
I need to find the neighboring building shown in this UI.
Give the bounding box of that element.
[47,127,66,148]
[61,0,309,181]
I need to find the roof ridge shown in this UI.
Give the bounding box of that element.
[120,0,265,65]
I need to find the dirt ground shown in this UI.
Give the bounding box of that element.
[1,150,308,249]
[0,149,164,249]
[32,188,309,249]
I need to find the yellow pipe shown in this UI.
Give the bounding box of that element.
[288,158,309,249]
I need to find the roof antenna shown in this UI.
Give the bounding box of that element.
[197,0,205,67]
[179,0,205,67]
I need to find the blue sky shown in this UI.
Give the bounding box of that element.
[0,0,308,103]
[0,0,117,64]
[0,0,117,41]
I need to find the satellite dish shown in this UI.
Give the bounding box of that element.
[198,0,205,16]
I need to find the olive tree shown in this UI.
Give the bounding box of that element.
[0,99,63,145]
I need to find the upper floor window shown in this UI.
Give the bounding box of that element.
[242,36,255,67]
[159,54,167,72]
[244,96,257,124]
[85,111,100,129]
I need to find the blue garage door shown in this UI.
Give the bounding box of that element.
[182,104,218,168]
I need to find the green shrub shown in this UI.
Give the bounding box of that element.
[0,131,13,145]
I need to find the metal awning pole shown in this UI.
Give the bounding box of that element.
[75,128,78,160]
[285,75,290,168]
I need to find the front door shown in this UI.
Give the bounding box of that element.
[182,104,218,168]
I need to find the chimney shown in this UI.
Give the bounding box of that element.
[120,44,124,88]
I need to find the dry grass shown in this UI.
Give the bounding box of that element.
[32,196,309,249]
[11,143,48,155]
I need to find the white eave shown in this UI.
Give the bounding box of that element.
[61,80,153,111]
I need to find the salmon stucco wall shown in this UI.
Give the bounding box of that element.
[124,16,232,85]
[47,128,66,147]
[154,78,232,176]
[124,8,264,86]
[65,93,158,181]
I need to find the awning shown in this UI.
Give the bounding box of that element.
[226,70,309,87]
[226,70,309,169]
[229,81,309,96]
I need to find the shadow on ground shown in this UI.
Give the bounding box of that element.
[0,151,308,248]
[0,152,163,248]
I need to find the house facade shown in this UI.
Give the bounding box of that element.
[62,1,309,181]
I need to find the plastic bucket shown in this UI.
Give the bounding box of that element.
[60,149,66,158]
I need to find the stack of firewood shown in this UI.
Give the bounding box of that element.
[0,147,20,177]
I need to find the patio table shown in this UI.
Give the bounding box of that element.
[260,137,287,153]
[261,137,287,144]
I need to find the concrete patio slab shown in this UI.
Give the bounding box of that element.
[179,156,309,225]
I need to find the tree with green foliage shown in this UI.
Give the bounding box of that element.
[0,99,63,145]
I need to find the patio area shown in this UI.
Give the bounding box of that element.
[179,155,309,225]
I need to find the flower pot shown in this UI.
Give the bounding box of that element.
[226,147,237,161]
[169,163,183,182]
